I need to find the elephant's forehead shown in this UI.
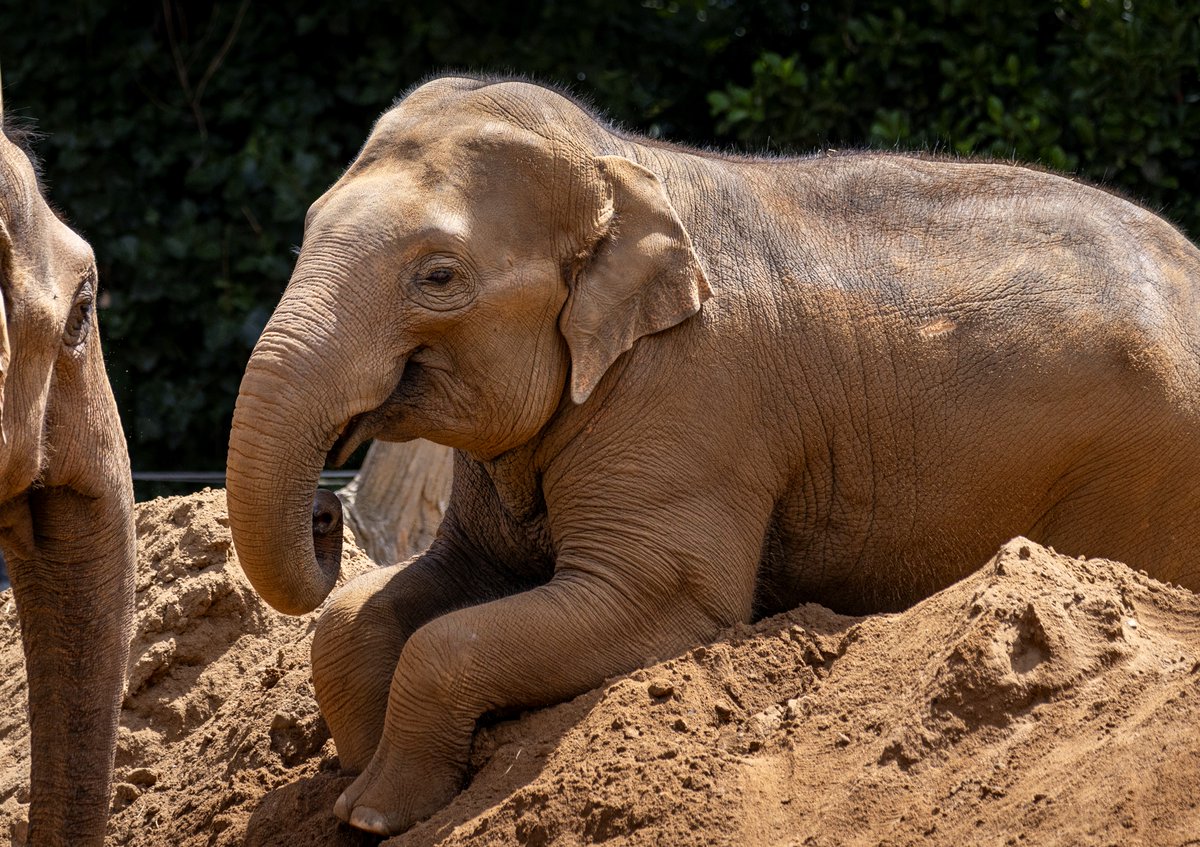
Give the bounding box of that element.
[1,150,94,302]
[306,172,470,249]
[0,134,39,235]
[356,105,560,181]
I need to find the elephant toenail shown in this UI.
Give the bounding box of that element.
[333,792,351,822]
[350,806,392,835]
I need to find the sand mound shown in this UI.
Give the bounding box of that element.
[0,489,374,846]
[2,490,1199,846]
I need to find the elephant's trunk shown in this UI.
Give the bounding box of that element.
[226,240,408,615]
[9,478,134,846]
[226,343,345,616]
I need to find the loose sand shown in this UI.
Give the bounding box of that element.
[2,488,1198,846]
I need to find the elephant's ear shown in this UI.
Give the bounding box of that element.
[560,155,711,405]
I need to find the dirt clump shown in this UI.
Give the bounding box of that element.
[2,491,1199,846]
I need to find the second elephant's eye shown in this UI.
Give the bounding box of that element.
[63,277,95,348]
[63,298,93,347]
[424,268,454,285]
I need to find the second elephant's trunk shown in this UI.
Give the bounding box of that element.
[10,482,134,847]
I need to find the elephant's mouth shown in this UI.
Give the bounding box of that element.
[0,495,36,560]
[327,414,368,468]
[326,350,428,467]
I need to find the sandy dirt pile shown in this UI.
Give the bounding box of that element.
[0,489,375,846]
[2,490,1199,846]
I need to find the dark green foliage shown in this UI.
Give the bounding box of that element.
[2,1,1196,472]
[708,1,1199,229]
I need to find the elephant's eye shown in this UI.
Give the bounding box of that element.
[413,260,474,312]
[63,281,94,348]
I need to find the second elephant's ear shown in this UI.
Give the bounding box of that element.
[560,155,711,404]
[0,218,10,444]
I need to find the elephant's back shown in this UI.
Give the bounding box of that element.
[724,154,1200,609]
[747,154,1200,412]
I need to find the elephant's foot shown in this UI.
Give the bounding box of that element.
[333,739,461,836]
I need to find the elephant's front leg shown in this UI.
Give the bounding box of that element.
[334,563,746,835]
[313,543,541,773]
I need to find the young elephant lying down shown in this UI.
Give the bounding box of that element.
[225,75,1200,834]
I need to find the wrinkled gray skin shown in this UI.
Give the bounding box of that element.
[0,87,135,845]
[226,76,1200,834]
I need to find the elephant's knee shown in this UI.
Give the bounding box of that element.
[311,580,406,771]
[311,587,366,687]
[312,572,399,675]
[388,615,476,725]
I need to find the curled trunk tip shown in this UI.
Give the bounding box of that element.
[312,488,344,586]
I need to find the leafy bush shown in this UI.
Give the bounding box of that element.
[709,0,1199,233]
[3,0,1196,476]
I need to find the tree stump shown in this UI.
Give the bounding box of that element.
[337,439,453,565]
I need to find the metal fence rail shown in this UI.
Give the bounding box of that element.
[0,467,362,587]
[0,471,364,590]
[133,470,359,486]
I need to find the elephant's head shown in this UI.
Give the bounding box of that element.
[226,77,709,614]
[0,80,135,845]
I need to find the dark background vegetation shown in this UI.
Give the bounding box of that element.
[2,0,1198,479]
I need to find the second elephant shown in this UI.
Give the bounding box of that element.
[0,88,135,846]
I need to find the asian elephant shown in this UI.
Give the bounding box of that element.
[0,85,135,844]
[225,75,1200,835]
